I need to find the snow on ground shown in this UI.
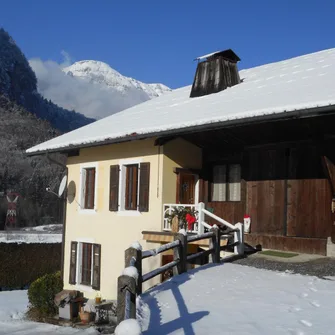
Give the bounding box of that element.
[0,290,98,335]
[22,224,63,233]
[138,263,335,335]
[0,232,61,243]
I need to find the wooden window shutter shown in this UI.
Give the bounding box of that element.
[92,244,101,290]
[139,162,150,212]
[81,169,87,208]
[84,168,96,209]
[109,165,120,211]
[69,241,77,285]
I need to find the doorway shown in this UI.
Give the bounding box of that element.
[176,170,199,204]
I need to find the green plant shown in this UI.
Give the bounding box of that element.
[28,271,63,316]
[166,206,198,230]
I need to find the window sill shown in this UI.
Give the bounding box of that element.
[71,284,94,292]
[117,210,142,217]
[78,208,97,214]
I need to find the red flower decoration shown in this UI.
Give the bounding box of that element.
[186,213,196,230]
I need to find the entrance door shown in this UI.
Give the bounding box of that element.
[177,171,197,204]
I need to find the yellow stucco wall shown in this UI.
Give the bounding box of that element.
[162,137,202,205]
[63,137,202,300]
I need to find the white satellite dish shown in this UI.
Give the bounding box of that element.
[58,175,68,197]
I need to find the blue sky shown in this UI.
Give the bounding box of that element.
[1,0,335,89]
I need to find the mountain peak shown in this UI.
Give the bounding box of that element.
[63,60,171,99]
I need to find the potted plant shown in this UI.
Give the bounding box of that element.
[79,306,90,324]
[166,206,198,232]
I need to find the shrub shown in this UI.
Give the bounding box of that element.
[28,271,63,316]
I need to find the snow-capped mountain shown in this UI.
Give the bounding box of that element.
[30,58,171,120]
[64,60,171,100]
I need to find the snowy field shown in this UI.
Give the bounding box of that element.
[0,290,97,335]
[138,263,335,335]
[1,264,335,334]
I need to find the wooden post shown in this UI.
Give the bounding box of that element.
[117,275,136,324]
[209,227,220,263]
[125,247,142,295]
[173,233,187,275]
[234,222,245,255]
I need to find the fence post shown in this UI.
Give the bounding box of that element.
[116,274,136,324]
[209,227,221,263]
[198,202,205,234]
[234,222,245,255]
[125,247,142,295]
[173,233,187,275]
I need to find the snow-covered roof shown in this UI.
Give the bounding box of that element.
[195,50,221,60]
[27,48,335,154]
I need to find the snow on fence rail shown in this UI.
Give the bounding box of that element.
[116,224,245,328]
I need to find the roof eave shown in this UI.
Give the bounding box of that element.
[26,104,335,157]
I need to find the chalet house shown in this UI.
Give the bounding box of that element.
[27,48,335,300]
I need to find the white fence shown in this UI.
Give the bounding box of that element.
[163,202,244,255]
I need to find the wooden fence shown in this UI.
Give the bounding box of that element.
[116,224,244,326]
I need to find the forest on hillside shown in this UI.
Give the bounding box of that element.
[0,28,92,228]
[0,95,65,228]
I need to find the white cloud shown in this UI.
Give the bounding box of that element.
[28,53,144,119]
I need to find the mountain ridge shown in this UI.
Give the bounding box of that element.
[63,60,171,99]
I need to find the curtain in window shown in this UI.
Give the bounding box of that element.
[81,243,92,285]
[229,164,241,201]
[212,165,226,201]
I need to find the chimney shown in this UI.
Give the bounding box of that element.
[190,49,241,98]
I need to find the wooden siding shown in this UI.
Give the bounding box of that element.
[190,56,240,98]
[286,179,332,238]
[202,143,333,246]
[246,180,286,235]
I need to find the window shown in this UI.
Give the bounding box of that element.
[109,162,150,212]
[81,243,92,285]
[212,164,241,201]
[84,168,96,209]
[69,241,101,289]
[125,164,139,210]
[80,164,97,211]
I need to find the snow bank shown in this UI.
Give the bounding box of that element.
[178,229,187,236]
[0,232,61,244]
[122,266,139,282]
[130,241,142,251]
[139,263,335,334]
[0,290,97,334]
[0,290,28,322]
[115,319,141,335]
[22,224,63,233]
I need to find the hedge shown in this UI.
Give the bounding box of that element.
[28,271,63,316]
[0,243,61,289]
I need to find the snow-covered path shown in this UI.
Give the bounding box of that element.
[0,291,97,335]
[138,263,335,335]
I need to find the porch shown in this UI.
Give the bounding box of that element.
[143,202,243,254]
[146,113,335,256]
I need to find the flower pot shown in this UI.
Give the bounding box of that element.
[171,216,179,233]
[79,310,90,324]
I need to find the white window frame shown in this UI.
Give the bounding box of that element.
[117,158,142,216]
[212,164,241,202]
[73,238,95,292]
[79,162,98,213]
